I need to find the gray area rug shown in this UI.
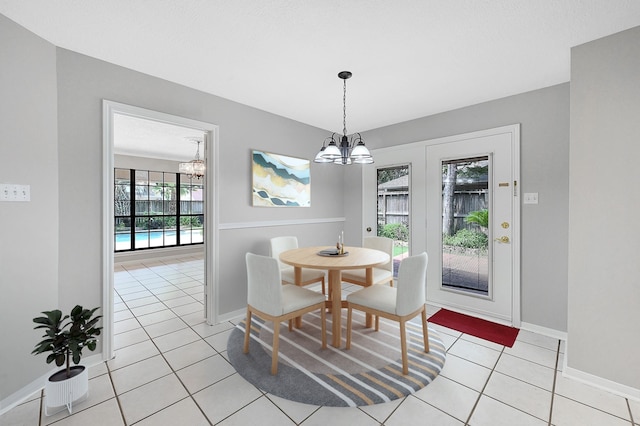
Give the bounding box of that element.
[227,310,446,407]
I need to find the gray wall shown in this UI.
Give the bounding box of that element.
[0,15,59,401]
[351,84,570,332]
[0,15,345,402]
[568,26,640,389]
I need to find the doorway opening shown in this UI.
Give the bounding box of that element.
[103,100,219,361]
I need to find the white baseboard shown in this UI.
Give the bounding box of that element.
[563,365,640,402]
[0,354,104,416]
[519,321,567,341]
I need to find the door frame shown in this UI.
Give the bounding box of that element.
[362,124,520,326]
[102,100,220,361]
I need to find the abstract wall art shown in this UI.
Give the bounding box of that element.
[252,150,310,207]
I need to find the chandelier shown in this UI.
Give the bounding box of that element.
[314,71,373,165]
[179,137,205,179]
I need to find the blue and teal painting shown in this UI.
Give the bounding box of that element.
[252,150,310,207]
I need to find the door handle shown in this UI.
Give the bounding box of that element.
[366,227,372,232]
[494,236,510,243]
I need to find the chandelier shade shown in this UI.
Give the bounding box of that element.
[314,71,373,165]
[179,137,205,179]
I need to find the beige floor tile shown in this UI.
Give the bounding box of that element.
[191,320,234,338]
[460,333,505,351]
[358,397,404,424]
[483,371,552,421]
[152,327,202,352]
[118,374,188,424]
[193,374,263,424]
[113,326,149,350]
[43,398,124,426]
[143,317,188,338]
[387,396,463,426]
[119,289,153,301]
[176,354,236,394]
[113,317,141,335]
[554,372,631,419]
[180,310,207,326]
[414,375,479,422]
[204,328,234,352]
[163,339,217,370]
[137,308,178,326]
[503,340,557,368]
[107,340,159,371]
[112,309,134,322]
[217,396,296,425]
[124,295,161,308]
[301,405,380,426]
[265,394,321,424]
[448,338,502,369]
[135,397,209,426]
[439,354,492,391]
[629,398,640,424]
[469,395,547,426]
[109,355,172,394]
[130,302,168,317]
[0,398,40,426]
[494,353,555,391]
[515,329,561,352]
[162,295,196,308]
[551,394,631,426]
[171,301,204,316]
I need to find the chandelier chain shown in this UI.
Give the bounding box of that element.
[343,78,347,136]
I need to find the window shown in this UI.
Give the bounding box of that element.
[114,168,204,251]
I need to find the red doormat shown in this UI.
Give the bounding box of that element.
[428,309,519,347]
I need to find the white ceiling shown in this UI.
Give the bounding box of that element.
[2,0,640,158]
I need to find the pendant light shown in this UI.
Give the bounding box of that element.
[179,137,205,179]
[314,71,373,165]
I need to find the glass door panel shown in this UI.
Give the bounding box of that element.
[441,157,489,296]
[377,165,410,277]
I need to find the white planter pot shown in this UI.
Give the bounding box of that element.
[44,365,89,416]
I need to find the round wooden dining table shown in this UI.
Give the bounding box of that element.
[279,245,390,347]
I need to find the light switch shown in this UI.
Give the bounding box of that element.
[0,183,30,202]
[523,192,538,204]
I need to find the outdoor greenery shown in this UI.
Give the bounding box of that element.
[32,306,102,379]
[379,223,409,242]
[443,228,488,250]
[465,209,489,229]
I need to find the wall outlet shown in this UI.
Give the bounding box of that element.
[523,192,538,204]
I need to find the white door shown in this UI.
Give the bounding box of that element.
[426,127,520,325]
[363,125,520,326]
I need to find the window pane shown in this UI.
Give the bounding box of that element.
[135,170,149,185]
[135,200,149,215]
[149,229,163,247]
[135,232,149,249]
[115,168,130,184]
[115,218,131,251]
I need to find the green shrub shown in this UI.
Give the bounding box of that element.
[443,229,488,249]
[379,223,409,241]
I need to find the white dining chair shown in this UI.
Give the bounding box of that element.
[345,252,429,375]
[341,236,394,287]
[244,252,327,375]
[270,236,326,294]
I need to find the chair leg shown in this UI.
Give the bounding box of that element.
[375,315,379,331]
[421,308,430,353]
[346,307,353,349]
[400,319,408,375]
[320,305,327,349]
[271,321,280,375]
[321,277,326,295]
[243,307,252,353]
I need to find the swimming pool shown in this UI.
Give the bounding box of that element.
[115,230,203,250]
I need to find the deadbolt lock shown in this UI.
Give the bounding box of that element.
[494,236,510,243]
[501,222,510,229]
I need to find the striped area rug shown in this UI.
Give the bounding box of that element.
[227,310,446,407]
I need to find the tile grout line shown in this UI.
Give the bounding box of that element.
[547,339,561,426]
[463,345,505,425]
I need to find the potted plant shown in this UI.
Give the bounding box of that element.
[32,305,102,415]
